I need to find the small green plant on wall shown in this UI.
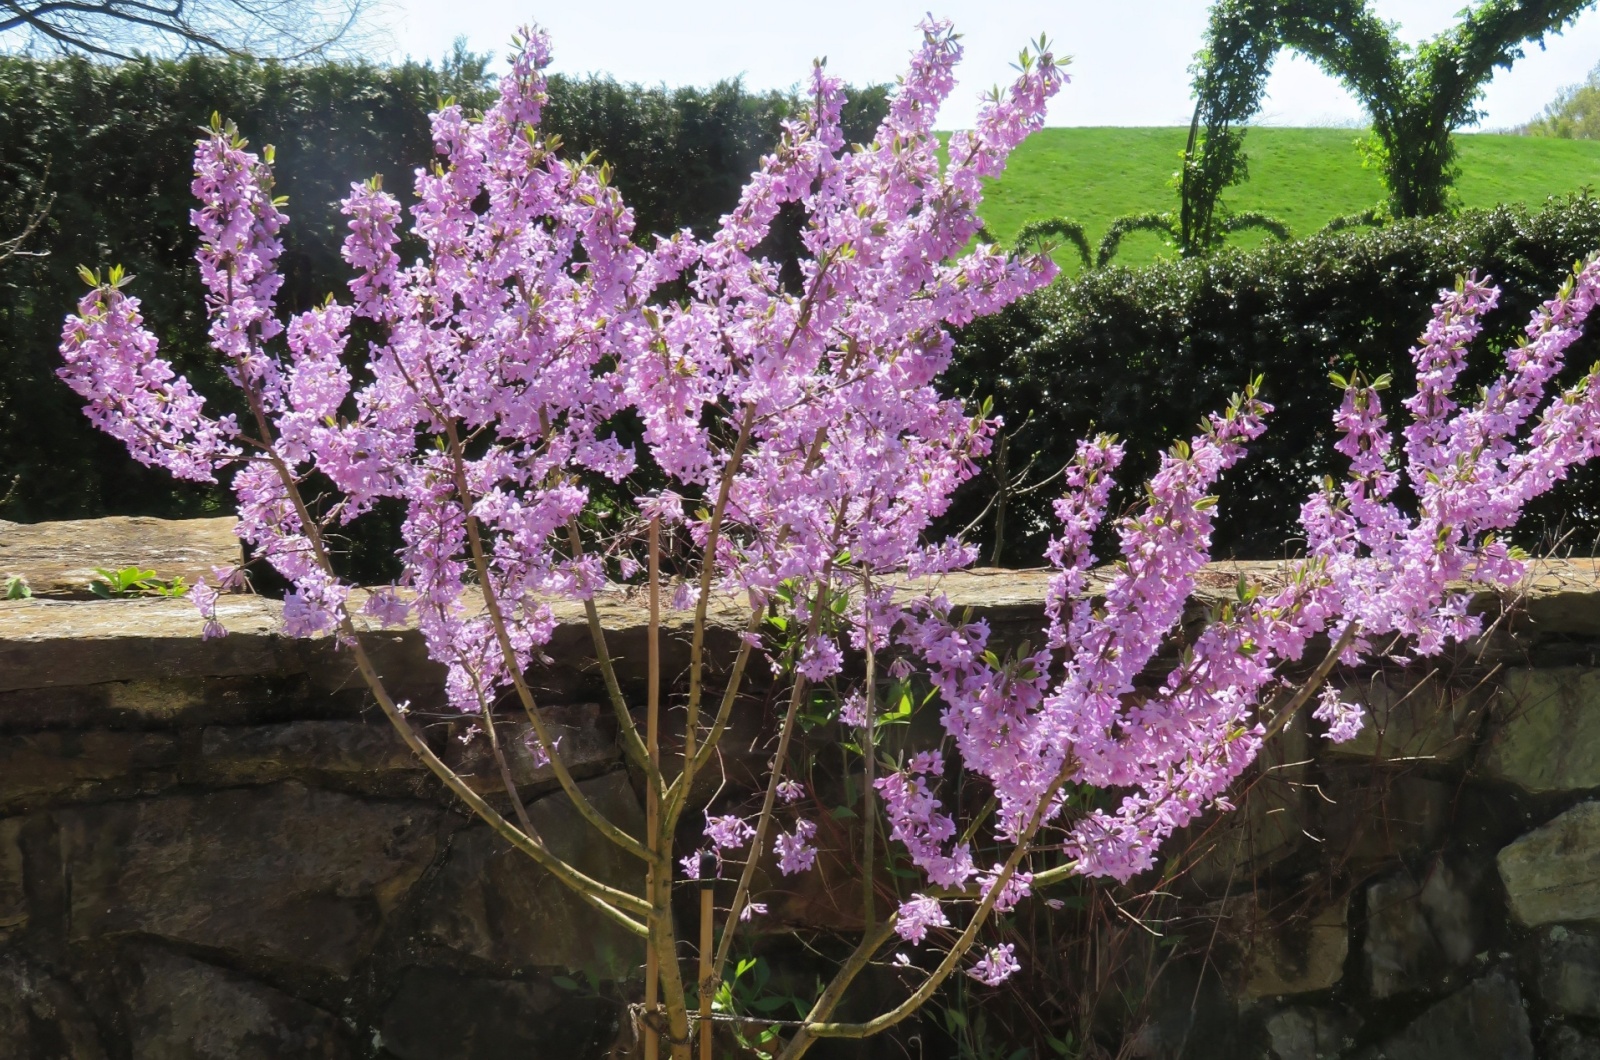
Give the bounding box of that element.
[89,566,189,598]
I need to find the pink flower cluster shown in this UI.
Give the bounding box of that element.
[56,14,1600,992]
[968,943,1020,986]
[886,264,1600,903]
[774,819,819,876]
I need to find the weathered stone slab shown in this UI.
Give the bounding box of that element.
[1376,968,1534,1060]
[3,557,1584,698]
[1481,668,1600,793]
[378,966,614,1060]
[0,954,107,1059]
[1327,671,1492,763]
[58,782,445,976]
[1316,773,1453,871]
[1546,1024,1600,1060]
[121,946,353,1059]
[198,720,427,789]
[0,677,286,732]
[1212,894,1350,998]
[1536,926,1600,1019]
[0,515,241,597]
[413,772,645,978]
[1520,558,1600,637]
[0,730,179,811]
[1498,802,1600,928]
[1364,864,1479,999]
[1262,1006,1358,1060]
[303,629,447,702]
[0,595,297,692]
[0,818,25,936]
[1181,723,1308,892]
[439,703,619,797]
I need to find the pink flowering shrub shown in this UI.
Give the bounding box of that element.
[56,17,1600,1059]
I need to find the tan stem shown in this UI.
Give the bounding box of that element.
[780,756,1079,1057]
[699,882,714,1060]
[463,667,540,841]
[860,593,877,933]
[682,405,756,796]
[566,519,656,779]
[646,877,691,1060]
[663,605,764,829]
[442,420,651,863]
[711,668,810,985]
[1260,623,1361,743]
[645,516,662,1060]
[239,411,648,929]
[710,571,837,987]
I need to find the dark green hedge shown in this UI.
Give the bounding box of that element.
[10,54,1597,568]
[0,53,887,525]
[947,196,1600,563]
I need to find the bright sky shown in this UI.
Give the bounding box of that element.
[376,0,1600,130]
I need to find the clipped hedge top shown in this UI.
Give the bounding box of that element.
[948,196,1600,562]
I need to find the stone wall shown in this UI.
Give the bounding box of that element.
[1125,560,1600,1060]
[3,518,1600,1059]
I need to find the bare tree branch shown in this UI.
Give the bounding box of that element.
[0,0,377,60]
[1,155,54,268]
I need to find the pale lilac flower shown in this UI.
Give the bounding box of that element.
[799,638,843,682]
[968,943,1020,986]
[637,491,685,526]
[56,14,1600,994]
[1313,685,1366,743]
[774,818,818,875]
[363,588,412,628]
[979,867,1032,914]
[522,730,559,769]
[671,581,700,613]
[894,895,949,945]
[705,814,756,852]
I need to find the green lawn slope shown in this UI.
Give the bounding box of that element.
[977,127,1600,271]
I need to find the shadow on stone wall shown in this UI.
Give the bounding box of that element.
[3,518,1600,1058]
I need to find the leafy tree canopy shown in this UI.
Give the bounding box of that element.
[1520,59,1600,137]
[1182,0,1594,250]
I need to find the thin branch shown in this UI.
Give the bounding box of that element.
[237,407,650,926]
[565,518,658,781]
[441,419,652,863]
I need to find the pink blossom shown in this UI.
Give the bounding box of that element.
[705,814,756,852]
[55,15,1600,994]
[968,943,1020,986]
[894,895,949,945]
[1313,685,1366,743]
[774,818,818,875]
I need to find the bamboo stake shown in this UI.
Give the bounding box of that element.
[645,516,662,1060]
[698,853,715,1060]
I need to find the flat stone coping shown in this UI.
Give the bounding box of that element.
[0,516,241,597]
[2,558,1596,694]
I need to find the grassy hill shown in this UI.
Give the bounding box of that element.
[978,127,1600,271]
